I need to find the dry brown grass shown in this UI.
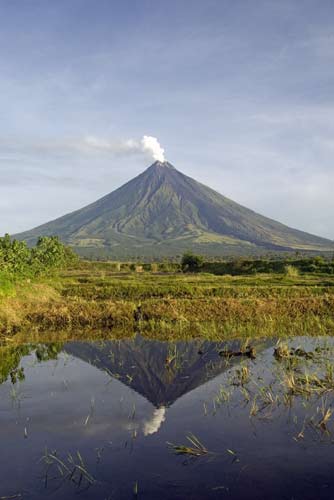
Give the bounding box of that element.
[1,272,334,340]
[0,283,59,335]
[26,299,135,330]
[139,296,334,322]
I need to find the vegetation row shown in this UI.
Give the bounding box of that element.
[0,234,77,296]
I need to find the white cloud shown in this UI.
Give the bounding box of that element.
[0,133,166,166]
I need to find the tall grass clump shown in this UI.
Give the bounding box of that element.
[284,265,299,278]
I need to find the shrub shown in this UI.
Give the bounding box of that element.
[0,234,77,281]
[181,252,204,272]
[151,263,159,273]
[0,234,31,275]
[284,265,299,278]
[31,236,74,272]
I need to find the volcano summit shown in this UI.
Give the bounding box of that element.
[16,161,333,257]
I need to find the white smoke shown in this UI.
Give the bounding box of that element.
[143,407,166,436]
[81,135,165,162]
[141,136,165,162]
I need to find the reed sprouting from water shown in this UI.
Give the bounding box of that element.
[167,433,209,457]
[40,448,95,489]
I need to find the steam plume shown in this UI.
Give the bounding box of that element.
[82,135,165,162]
[141,136,165,162]
[143,407,166,436]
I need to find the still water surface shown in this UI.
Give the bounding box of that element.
[1,335,334,499]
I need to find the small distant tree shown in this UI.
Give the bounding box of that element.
[181,252,204,272]
[313,256,325,267]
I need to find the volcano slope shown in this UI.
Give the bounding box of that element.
[16,161,334,257]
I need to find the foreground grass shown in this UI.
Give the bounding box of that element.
[1,263,334,340]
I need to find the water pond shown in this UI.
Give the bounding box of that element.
[1,335,334,499]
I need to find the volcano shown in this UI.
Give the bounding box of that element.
[64,336,271,407]
[16,161,333,257]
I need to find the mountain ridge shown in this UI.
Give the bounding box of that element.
[16,160,334,257]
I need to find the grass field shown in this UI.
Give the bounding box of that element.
[1,260,334,340]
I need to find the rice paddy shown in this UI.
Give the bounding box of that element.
[1,261,334,498]
[1,261,334,339]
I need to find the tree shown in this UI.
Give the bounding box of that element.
[181,252,204,272]
[0,234,30,275]
[31,236,77,271]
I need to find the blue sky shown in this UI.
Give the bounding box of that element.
[1,0,333,239]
